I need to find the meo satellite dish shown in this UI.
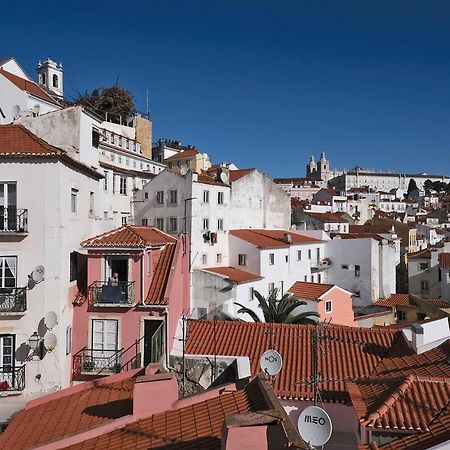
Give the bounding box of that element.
[298,406,333,447]
[260,349,283,376]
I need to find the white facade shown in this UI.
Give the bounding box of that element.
[0,58,60,124]
[0,155,107,423]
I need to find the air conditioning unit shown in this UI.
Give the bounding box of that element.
[320,258,331,267]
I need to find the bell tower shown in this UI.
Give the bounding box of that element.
[36,58,64,99]
[306,155,317,178]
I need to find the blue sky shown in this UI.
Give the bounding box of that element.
[2,1,450,178]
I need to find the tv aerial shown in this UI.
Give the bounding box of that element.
[259,349,283,376]
[298,405,333,447]
[27,265,45,289]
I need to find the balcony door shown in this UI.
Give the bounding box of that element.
[0,257,17,312]
[0,335,15,388]
[0,183,17,231]
[143,319,164,366]
[105,257,128,283]
[91,319,118,369]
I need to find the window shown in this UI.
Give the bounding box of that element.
[202,218,209,231]
[144,192,149,200]
[318,274,322,283]
[308,249,312,259]
[92,129,99,148]
[168,217,178,233]
[169,190,178,204]
[119,177,127,195]
[201,254,207,265]
[217,218,224,231]
[141,218,148,226]
[269,253,275,265]
[156,191,164,204]
[216,253,222,264]
[397,310,406,321]
[249,287,254,300]
[156,218,164,230]
[325,301,332,313]
[103,211,108,220]
[341,264,349,270]
[66,326,72,355]
[203,190,209,203]
[355,265,360,277]
[304,275,308,281]
[419,262,429,271]
[71,188,78,213]
[103,171,108,190]
[0,256,17,288]
[285,255,289,263]
[238,254,247,266]
[268,283,275,294]
[421,280,429,294]
[69,252,78,282]
[217,192,224,204]
[41,73,46,85]
[0,335,15,375]
[118,156,122,164]
[121,215,128,225]
[91,319,118,355]
[89,191,95,215]
[52,74,58,88]
[297,250,302,261]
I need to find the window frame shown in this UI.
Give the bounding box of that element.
[238,254,247,266]
[325,300,332,313]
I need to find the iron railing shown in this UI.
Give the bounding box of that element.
[0,365,25,391]
[0,288,27,313]
[88,281,135,306]
[0,208,28,233]
[72,348,123,376]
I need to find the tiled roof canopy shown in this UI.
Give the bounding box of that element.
[230,229,322,249]
[185,320,409,401]
[81,225,176,248]
[0,68,58,104]
[201,266,263,284]
[288,281,337,301]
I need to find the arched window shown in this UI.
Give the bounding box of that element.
[42,73,46,85]
[53,74,58,88]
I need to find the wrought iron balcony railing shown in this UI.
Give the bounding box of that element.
[0,207,28,233]
[72,348,122,377]
[0,287,27,313]
[0,365,25,391]
[88,281,135,306]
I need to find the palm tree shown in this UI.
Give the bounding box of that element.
[235,289,319,324]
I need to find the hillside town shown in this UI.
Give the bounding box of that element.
[1,56,450,450]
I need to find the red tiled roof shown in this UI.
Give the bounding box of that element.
[440,252,450,269]
[374,294,450,309]
[145,243,176,305]
[185,320,407,401]
[165,148,199,161]
[195,170,229,186]
[287,281,336,301]
[65,377,274,450]
[81,225,176,248]
[0,370,141,450]
[332,232,387,242]
[201,266,263,284]
[350,224,395,234]
[0,68,59,104]
[408,248,432,260]
[229,168,255,182]
[229,229,322,249]
[305,212,350,223]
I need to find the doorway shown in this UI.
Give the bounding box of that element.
[143,319,165,366]
[105,256,128,283]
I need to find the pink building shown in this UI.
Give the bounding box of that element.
[71,225,189,381]
[287,281,355,327]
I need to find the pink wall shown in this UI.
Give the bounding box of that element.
[318,286,355,327]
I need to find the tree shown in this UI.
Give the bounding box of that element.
[75,85,135,123]
[407,178,418,196]
[432,180,446,193]
[423,179,433,192]
[235,289,319,325]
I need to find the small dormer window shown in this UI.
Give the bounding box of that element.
[53,74,58,88]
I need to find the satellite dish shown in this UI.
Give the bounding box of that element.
[220,172,229,184]
[43,332,57,352]
[32,266,45,283]
[180,166,188,176]
[44,311,58,330]
[260,349,283,376]
[348,264,355,271]
[298,406,333,447]
[12,105,20,117]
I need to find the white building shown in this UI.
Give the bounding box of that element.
[0,125,106,424]
[0,57,61,124]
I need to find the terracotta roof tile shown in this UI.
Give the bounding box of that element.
[201,266,263,284]
[229,229,322,249]
[195,170,229,186]
[408,248,432,260]
[81,225,176,248]
[287,281,336,301]
[185,320,406,401]
[0,68,59,104]
[305,212,350,223]
[165,148,199,161]
[145,243,176,305]
[373,294,449,310]
[440,253,450,269]
[229,168,255,182]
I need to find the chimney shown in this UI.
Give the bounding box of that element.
[283,233,292,243]
[407,318,450,354]
[133,371,178,417]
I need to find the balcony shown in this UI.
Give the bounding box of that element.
[0,288,27,314]
[72,348,123,380]
[0,365,25,392]
[88,281,135,307]
[0,208,28,233]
